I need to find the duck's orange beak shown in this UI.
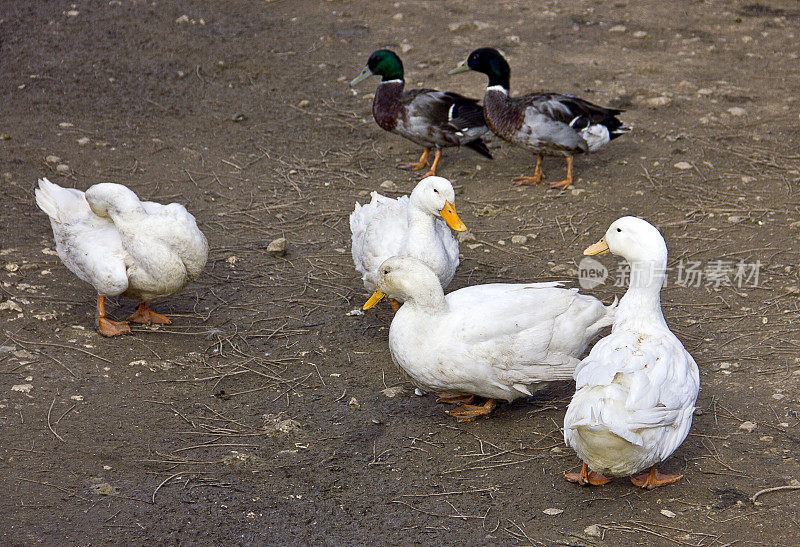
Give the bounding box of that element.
[584,237,610,255]
[363,289,387,310]
[439,201,467,232]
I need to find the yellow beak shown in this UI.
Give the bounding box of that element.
[447,61,471,75]
[584,237,610,255]
[363,289,387,310]
[439,201,467,232]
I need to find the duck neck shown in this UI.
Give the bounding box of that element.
[616,258,668,329]
[405,280,447,313]
[373,80,404,131]
[405,204,437,252]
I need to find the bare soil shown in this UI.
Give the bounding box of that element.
[2,0,800,544]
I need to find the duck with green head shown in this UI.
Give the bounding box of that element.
[351,49,492,178]
[449,48,629,189]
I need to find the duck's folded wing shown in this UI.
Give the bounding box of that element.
[517,93,623,125]
[448,284,583,378]
[350,193,409,277]
[46,214,129,296]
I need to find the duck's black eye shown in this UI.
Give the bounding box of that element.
[616,228,622,232]
[433,188,439,194]
[383,269,388,275]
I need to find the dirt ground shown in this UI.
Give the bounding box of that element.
[2,0,800,544]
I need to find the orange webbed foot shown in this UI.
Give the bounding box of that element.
[630,467,683,489]
[97,317,131,337]
[512,174,543,186]
[446,399,497,422]
[128,303,171,325]
[565,462,612,486]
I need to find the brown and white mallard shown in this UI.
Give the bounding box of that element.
[350,49,492,178]
[449,47,629,189]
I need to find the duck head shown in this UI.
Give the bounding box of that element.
[85,183,142,218]
[363,256,444,310]
[350,49,404,86]
[585,216,667,266]
[409,176,467,232]
[448,47,510,90]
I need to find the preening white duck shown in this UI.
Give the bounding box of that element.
[350,176,466,308]
[35,178,208,337]
[563,217,699,489]
[363,256,615,421]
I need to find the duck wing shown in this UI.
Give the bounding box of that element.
[350,193,409,287]
[35,178,129,296]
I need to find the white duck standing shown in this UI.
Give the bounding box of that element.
[563,217,699,489]
[35,178,209,337]
[363,256,615,421]
[350,176,466,309]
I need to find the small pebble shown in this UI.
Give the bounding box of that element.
[58,122,73,128]
[674,162,693,170]
[543,508,563,516]
[510,235,528,245]
[727,107,746,117]
[380,180,396,190]
[646,96,671,107]
[660,509,676,518]
[45,155,61,163]
[297,100,310,108]
[56,164,70,173]
[584,524,602,538]
[77,137,90,145]
[739,421,757,433]
[266,237,287,257]
[609,25,627,32]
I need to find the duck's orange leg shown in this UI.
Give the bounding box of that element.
[446,398,497,422]
[128,302,171,325]
[513,154,544,185]
[96,295,131,337]
[418,149,442,178]
[549,155,573,189]
[630,466,683,489]
[399,148,430,171]
[565,462,612,486]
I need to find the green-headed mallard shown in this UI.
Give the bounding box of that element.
[449,48,629,189]
[350,49,492,178]
[35,178,208,337]
[563,217,699,489]
[362,256,615,421]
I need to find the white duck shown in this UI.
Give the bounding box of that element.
[363,256,615,421]
[350,176,466,308]
[35,178,208,337]
[563,217,699,489]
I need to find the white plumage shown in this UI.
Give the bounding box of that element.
[367,257,615,420]
[350,176,465,294]
[564,217,699,487]
[35,178,208,334]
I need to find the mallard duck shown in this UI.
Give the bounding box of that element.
[350,49,492,178]
[449,48,629,189]
[35,178,208,337]
[351,176,466,310]
[363,256,616,421]
[563,217,699,489]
